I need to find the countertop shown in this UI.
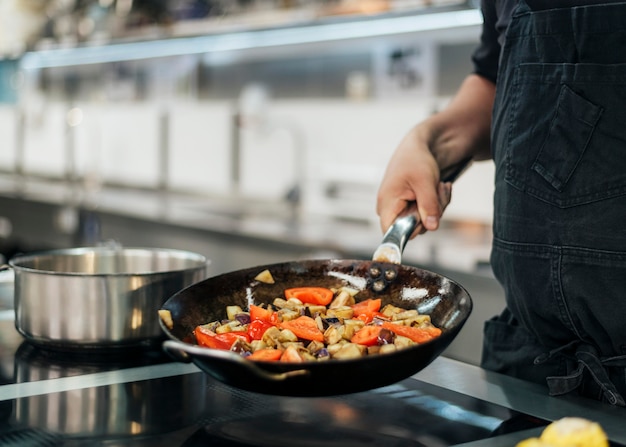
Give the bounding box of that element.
[0,175,494,276]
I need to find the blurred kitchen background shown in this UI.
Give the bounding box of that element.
[0,0,502,365]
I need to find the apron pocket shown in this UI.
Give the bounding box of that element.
[505,62,626,207]
[531,85,602,192]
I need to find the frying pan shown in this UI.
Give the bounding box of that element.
[159,189,473,396]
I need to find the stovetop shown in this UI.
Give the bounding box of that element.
[0,312,554,447]
[0,313,623,446]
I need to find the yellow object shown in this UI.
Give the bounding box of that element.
[516,439,558,447]
[516,417,608,447]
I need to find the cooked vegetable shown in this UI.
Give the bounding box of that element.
[280,345,305,362]
[350,325,383,346]
[248,348,282,361]
[191,275,443,363]
[280,316,325,342]
[158,309,174,329]
[194,326,250,349]
[381,321,442,343]
[284,287,334,306]
[254,269,275,284]
[351,298,382,323]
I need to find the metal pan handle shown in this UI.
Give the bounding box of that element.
[162,339,310,383]
[372,157,472,264]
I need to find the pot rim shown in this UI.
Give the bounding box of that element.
[8,246,209,277]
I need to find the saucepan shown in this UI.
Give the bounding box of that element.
[159,203,473,397]
[4,246,209,350]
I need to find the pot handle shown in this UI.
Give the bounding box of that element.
[162,340,310,382]
[0,264,10,272]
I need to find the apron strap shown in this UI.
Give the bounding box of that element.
[536,343,626,406]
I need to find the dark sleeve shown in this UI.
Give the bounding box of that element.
[471,0,500,84]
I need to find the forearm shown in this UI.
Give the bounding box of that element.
[422,74,495,171]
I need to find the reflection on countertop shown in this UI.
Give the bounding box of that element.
[0,174,493,276]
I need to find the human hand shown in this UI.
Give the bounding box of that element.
[376,126,453,239]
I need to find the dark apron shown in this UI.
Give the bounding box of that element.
[483,0,626,406]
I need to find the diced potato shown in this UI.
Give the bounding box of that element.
[381,304,404,317]
[367,345,380,355]
[326,341,347,356]
[379,344,398,354]
[307,340,325,354]
[262,326,282,347]
[281,345,304,362]
[299,350,317,361]
[306,304,326,316]
[392,309,420,321]
[324,326,343,345]
[404,315,432,327]
[332,343,366,360]
[329,290,355,309]
[254,269,275,284]
[215,323,233,334]
[285,297,304,309]
[158,309,174,329]
[278,329,299,343]
[278,308,300,322]
[314,315,325,331]
[282,341,305,350]
[338,286,360,296]
[226,305,244,321]
[331,306,354,320]
[394,335,416,349]
[341,319,365,340]
[272,297,289,308]
[250,340,268,352]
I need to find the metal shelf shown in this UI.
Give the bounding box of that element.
[19,7,481,70]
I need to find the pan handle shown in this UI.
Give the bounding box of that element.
[372,157,473,264]
[162,340,310,382]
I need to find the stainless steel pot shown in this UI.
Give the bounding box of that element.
[8,246,209,350]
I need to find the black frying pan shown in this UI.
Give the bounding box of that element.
[160,161,473,397]
[160,257,472,397]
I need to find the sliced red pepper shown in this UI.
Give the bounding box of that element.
[194,326,230,350]
[249,304,274,323]
[247,319,274,341]
[280,316,324,342]
[284,287,334,306]
[215,331,250,346]
[381,322,442,344]
[248,348,283,362]
[195,326,250,350]
[352,298,382,323]
[351,325,383,346]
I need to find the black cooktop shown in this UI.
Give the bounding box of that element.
[0,309,550,447]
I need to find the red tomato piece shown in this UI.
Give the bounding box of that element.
[351,325,383,346]
[284,287,334,306]
[352,298,382,323]
[247,319,274,341]
[194,326,230,350]
[249,304,274,323]
[381,322,442,344]
[248,348,283,362]
[215,331,250,346]
[280,316,324,342]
